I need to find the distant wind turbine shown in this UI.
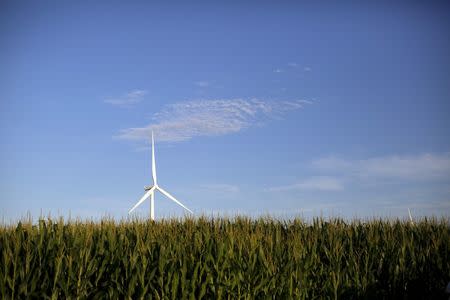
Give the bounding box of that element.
[408,208,414,225]
[128,131,193,220]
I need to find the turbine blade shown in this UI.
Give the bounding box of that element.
[129,187,155,214]
[151,131,157,184]
[157,186,193,214]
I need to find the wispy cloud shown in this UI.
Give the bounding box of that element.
[104,90,147,107]
[199,184,240,193]
[387,200,450,210]
[276,64,311,72]
[312,153,450,181]
[267,153,450,195]
[117,98,312,142]
[268,176,344,192]
[195,81,210,87]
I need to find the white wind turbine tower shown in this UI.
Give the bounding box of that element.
[128,131,193,220]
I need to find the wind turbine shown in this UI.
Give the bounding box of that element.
[408,208,414,225]
[128,131,193,220]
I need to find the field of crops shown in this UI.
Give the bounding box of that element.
[1,217,449,299]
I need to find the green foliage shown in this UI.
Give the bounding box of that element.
[1,217,449,299]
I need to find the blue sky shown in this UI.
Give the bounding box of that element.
[1,1,449,221]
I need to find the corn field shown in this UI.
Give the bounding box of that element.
[1,217,449,299]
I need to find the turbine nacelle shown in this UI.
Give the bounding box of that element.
[144,185,154,191]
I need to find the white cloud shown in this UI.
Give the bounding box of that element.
[273,68,283,73]
[200,184,240,193]
[267,153,450,197]
[195,81,210,87]
[287,62,298,67]
[303,67,311,72]
[268,176,344,192]
[312,153,450,181]
[117,98,312,142]
[104,90,147,107]
[389,200,450,210]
